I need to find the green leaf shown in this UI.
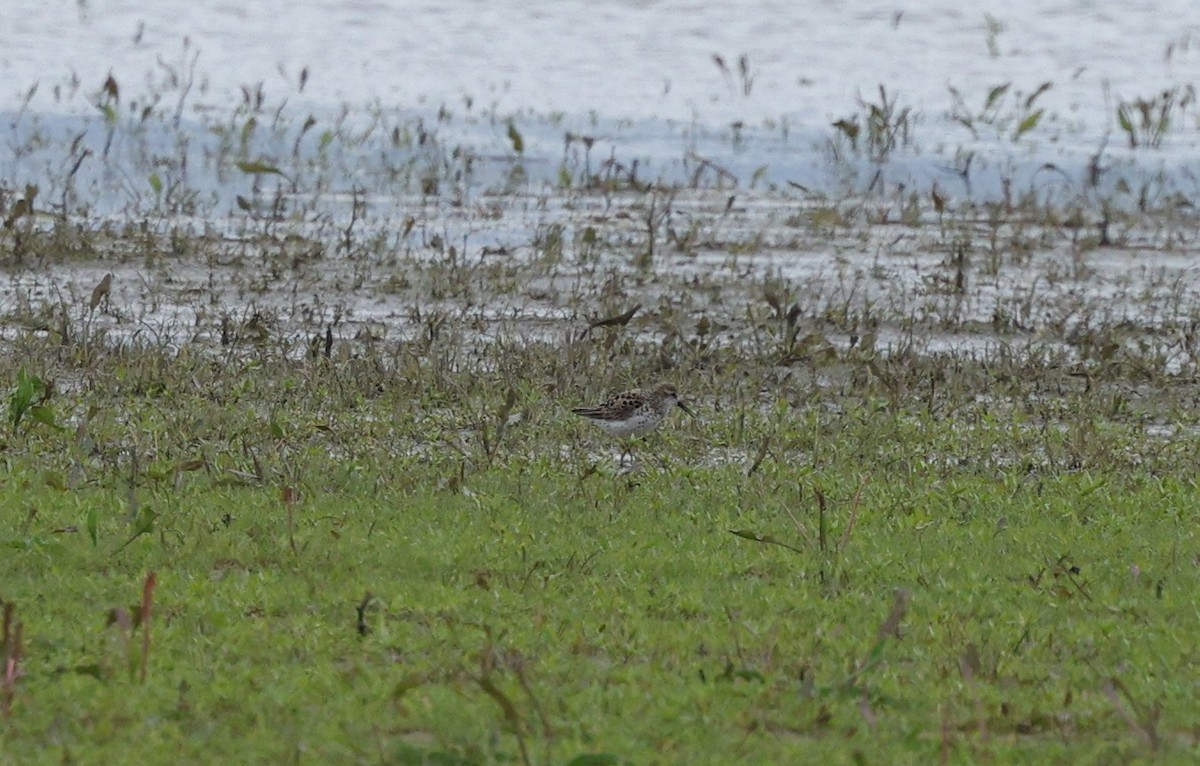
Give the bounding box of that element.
[235,160,284,175]
[148,174,163,194]
[87,506,99,547]
[506,121,524,153]
[117,508,159,553]
[29,405,60,429]
[240,116,258,145]
[133,508,158,536]
[1013,109,1043,140]
[9,369,43,430]
[984,82,1011,111]
[1117,105,1134,135]
[1024,81,1053,109]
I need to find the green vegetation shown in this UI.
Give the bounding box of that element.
[3,51,1200,764]
[0,307,1198,764]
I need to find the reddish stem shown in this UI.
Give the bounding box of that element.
[140,572,157,683]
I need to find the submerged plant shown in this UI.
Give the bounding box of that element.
[1116,85,1195,149]
[831,85,916,164]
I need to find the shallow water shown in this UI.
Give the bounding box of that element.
[3,187,1198,375]
[4,1,1200,202]
[3,2,1200,375]
[7,0,1199,129]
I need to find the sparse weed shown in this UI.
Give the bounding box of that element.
[831,85,917,164]
[1116,85,1196,149]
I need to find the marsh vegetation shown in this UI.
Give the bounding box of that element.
[2,48,1200,764]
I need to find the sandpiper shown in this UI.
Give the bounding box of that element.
[572,382,694,465]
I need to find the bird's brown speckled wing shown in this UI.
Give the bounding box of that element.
[572,389,646,420]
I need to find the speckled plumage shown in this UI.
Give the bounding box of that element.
[572,382,694,439]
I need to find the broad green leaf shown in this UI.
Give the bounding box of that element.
[30,405,60,429]
[10,369,43,429]
[235,160,284,175]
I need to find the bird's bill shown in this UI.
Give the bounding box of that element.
[677,401,695,417]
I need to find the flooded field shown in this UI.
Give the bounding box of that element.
[6,7,1200,764]
[4,3,1200,378]
[6,187,1200,375]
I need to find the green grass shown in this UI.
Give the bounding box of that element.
[6,46,1200,764]
[2,425,1198,764]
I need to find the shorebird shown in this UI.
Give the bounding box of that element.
[572,382,694,466]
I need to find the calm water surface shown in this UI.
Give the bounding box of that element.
[0,2,1197,210]
[4,1,1198,132]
